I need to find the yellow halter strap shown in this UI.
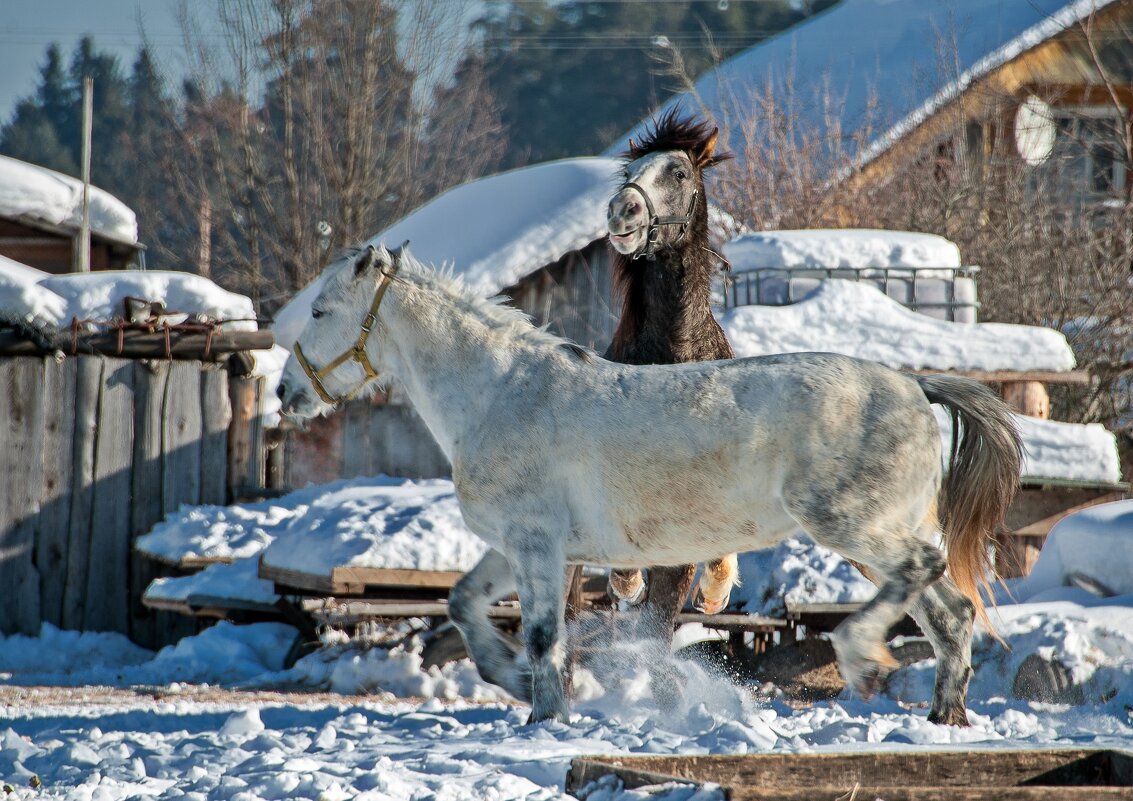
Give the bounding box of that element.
[292,262,399,406]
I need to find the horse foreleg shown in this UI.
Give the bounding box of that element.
[908,576,975,726]
[448,549,530,701]
[694,554,739,614]
[829,541,946,699]
[510,537,570,724]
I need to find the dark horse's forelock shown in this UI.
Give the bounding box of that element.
[623,107,732,168]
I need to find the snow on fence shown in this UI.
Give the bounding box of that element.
[0,352,272,646]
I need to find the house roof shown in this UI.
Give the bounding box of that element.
[0,154,139,246]
[605,0,1121,171]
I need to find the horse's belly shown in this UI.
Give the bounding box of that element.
[569,471,792,566]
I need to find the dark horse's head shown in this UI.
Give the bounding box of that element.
[607,108,731,260]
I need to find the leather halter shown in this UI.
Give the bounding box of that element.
[619,180,698,261]
[293,259,399,406]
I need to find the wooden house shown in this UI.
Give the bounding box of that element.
[609,0,1132,211]
[0,154,144,272]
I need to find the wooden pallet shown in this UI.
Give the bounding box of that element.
[258,558,466,597]
[567,749,1133,800]
[300,597,785,632]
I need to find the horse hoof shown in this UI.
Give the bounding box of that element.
[524,708,568,726]
[608,576,647,606]
[694,588,730,615]
[928,707,970,727]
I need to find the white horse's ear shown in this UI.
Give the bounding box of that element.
[696,127,720,166]
[354,245,392,277]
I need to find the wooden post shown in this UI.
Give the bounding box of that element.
[1001,380,1050,419]
[76,76,93,273]
[227,373,265,500]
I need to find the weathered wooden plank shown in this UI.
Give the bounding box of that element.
[35,357,77,627]
[0,328,274,360]
[370,403,449,479]
[129,359,169,647]
[342,398,374,478]
[905,368,1091,384]
[566,750,1133,798]
[0,358,46,634]
[726,787,1133,800]
[330,565,466,591]
[199,364,230,505]
[162,360,202,514]
[85,358,135,632]
[61,357,103,630]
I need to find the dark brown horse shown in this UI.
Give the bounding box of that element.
[603,109,738,648]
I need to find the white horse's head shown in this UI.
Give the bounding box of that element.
[606,110,726,259]
[277,244,399,419]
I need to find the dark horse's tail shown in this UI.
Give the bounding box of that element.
[916,375,1023,631]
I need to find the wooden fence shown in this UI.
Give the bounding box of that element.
[0,353,266,646]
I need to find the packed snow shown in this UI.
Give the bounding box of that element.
[720,279,1076,372]
[4,502,1133,800]
[0,153,138,245]
[606,0,1120,172]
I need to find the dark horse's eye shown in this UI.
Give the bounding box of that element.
[675,168,688,181]
[312,308,325,319]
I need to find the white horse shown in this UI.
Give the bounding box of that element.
[277,244,1022,726]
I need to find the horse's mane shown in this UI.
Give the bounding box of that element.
[607,109,732,361]
[383,248,594,361]
[623,107,732,168]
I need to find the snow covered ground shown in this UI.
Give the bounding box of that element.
[11,488,1133,800]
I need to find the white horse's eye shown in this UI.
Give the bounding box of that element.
[675,168,688,180]
[312,308,326,319]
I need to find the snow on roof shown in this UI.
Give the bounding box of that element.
[0,254,259,333]
[272,157,623,348]
[606,0,1120,171]
[719,278,1075,372]
[0,154,139,245]
[936,407,1122,485]
[728,229,963,272]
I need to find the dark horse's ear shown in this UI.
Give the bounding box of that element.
[354,244,393,277]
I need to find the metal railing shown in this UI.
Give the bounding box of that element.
[723,264,981,322]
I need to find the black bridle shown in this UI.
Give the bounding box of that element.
[620,180,699,261]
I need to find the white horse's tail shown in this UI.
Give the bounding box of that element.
[917,375,1023,631]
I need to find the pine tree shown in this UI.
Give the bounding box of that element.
[0,44,78,174]
[459,0,834,167]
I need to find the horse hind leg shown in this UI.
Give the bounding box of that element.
[826,539,947,700]
[694,554,739,614]
[608,568,647,605]
[908,576,975,726]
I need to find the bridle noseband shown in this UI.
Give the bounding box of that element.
[293,259,400,406]
[619,180,699,261]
